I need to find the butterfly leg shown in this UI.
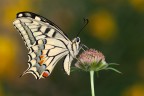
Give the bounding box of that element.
[82,44,89,49]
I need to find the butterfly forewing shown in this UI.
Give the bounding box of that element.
[13,12,70,48]
[13,11,80,79]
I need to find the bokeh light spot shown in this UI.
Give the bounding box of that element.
[122,84,144,96]
[89,10,117,43]
[2,0,34,28]
[129,0,144,12]
[0,36,18,80]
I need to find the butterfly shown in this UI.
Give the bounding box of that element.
[13,11,88,79]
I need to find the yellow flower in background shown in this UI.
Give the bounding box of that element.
[89,10,117,43]
[122,83,144,96]
[2,0,36,28]
[0,36,18,80]
[129,0,144,12]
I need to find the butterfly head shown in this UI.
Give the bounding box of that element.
[72,37,80,44]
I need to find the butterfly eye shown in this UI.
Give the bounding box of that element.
[76,37,80,42]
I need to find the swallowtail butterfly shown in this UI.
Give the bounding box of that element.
[13,11,84,79]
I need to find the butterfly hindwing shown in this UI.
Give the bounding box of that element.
[23,38,70,79]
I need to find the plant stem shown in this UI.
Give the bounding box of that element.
[90,71,95,96]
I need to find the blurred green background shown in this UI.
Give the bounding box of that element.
[1,0,144,96]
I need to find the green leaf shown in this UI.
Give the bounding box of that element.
[108,63,119,66]
[105,67,122,74]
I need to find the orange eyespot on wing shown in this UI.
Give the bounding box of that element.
[40,55,44,59]
[39,60,45,65]
[42,71,49,78]
[39,55,47,65]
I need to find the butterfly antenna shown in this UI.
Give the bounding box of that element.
[77,18,89,36]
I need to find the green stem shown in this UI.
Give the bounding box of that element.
[90,71,95,96]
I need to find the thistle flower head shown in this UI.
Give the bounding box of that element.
[75,48,120,73]
[79,49,105,64]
